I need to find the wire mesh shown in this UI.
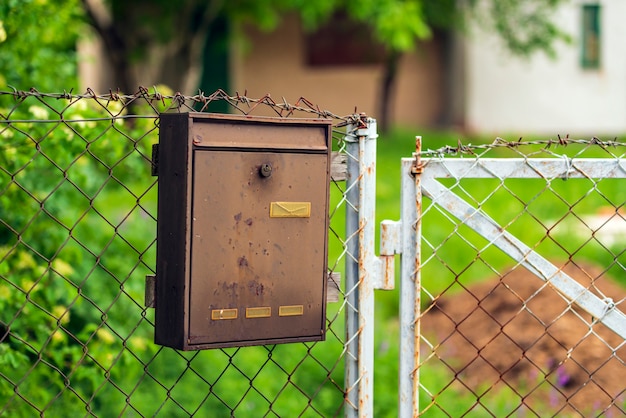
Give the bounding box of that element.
[0,88,359,417]
[416,139,626,417]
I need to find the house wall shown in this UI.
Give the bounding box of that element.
[464,0,626,135]
[231,16,445,127]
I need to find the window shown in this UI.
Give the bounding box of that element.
[304,12,387,67]
[581,4,601,69]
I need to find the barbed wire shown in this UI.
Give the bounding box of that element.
[0,87,359,125]
[3,88,624,156]
[420,135,626,158]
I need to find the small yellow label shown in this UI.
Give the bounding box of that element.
[279,305,304,317]
[270,202,311,218]
[211,308,238,320]
[246,307,271,318]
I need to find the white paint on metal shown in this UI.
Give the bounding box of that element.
[344,118,381,418]
[378,220,400,290]
[398,158,419,418]
[422,158,626,180]
[380,220,402,255]
[344,125,360,418]
[356,119,377,418]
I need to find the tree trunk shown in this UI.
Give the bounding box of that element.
[82,0,219,95]
[378,50,401,133]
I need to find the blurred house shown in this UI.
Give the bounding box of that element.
[463,1,626,135]
[80,1,626,134]
[229,13,451,129]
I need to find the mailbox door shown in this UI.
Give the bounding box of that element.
[187,149,328,347]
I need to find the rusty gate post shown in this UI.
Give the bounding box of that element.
[344,115,378,418]
[345,119,360,417]
[398,138,421,417]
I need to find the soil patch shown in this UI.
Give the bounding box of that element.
[421,262,626,416]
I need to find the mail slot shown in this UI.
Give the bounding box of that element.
[154,112,332,350]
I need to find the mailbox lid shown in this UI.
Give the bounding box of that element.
[188,112,331,152]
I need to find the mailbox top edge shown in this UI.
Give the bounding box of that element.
[160,112,332,152]
[160,111,334,127]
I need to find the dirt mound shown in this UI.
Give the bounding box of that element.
[422,262,626,416]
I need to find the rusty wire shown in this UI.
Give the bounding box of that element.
[0,87,357,124]
[420,135,626,159]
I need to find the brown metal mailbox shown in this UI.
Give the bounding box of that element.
[154,112,332,350]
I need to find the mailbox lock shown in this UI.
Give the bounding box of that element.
[260,163,273,178]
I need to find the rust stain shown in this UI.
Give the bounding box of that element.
[217,281,239,297]
[247,280,265,296]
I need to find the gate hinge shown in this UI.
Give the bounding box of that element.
[411,136,423,175]
[411,156,423,175]
[374,220,402,290]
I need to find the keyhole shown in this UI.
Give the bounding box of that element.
[260,163,272,178]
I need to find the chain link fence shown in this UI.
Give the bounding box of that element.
[2,87,625,417]
[414,138,626,417]
[0,88,362,417]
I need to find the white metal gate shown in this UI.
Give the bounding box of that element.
[391,138,626,417]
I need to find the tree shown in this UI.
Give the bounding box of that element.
[80,0,569,130]
[0,0,83,92]
[1,0,569,127]
[81,0,327,95]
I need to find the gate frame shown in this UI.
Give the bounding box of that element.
[395,140,626,417]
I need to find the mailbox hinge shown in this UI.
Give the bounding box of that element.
[145,274,156,308]
[151,144,159,176]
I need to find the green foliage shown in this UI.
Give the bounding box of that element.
[243,0,569,56]
[347,0,432,51]
[483,0,572,58]
[0,0,83,91]
[0,96,158,415]
[0,94,352,416]
[93,0,570,93]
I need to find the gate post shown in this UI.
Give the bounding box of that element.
[345,115,378,418]
[398,138,421,417]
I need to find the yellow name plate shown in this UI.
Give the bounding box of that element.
[270,202,311,218]
[211,308,238,320]
[279,305,304,317]
[246,307,271,318]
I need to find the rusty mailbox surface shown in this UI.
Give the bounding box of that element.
[155,112,332,350]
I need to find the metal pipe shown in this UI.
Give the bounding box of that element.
[398,138,421,417]
[356,117,378,417]
[344,116,378,417]
[344,122,360,417]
